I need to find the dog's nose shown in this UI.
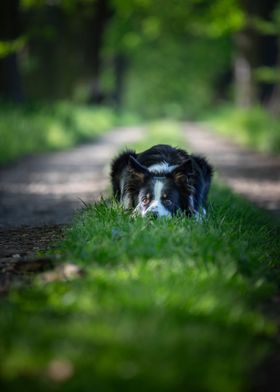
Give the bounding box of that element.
[147,210,158,218]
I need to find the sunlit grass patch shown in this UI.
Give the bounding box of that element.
[206,106,280,154]
[1,192,278,392]
[0,102,136,165]
[144,120,185,147]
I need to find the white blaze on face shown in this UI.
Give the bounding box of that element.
[154,179,163,201]
[142,179,171,217]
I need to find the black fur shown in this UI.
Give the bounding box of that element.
[110,144,213,217]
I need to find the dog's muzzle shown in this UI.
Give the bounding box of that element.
[145,210,159,219]
[142,201,172,218]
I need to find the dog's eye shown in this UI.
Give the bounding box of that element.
[142,197,150,206]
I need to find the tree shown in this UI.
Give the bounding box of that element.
[83,0,112,104]
[234,0,279,107]
[268,2,280,114]
[0,0,24,102]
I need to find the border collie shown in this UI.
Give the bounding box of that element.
[111,144,213,218]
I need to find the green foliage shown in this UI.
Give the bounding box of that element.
[255,66,280,83]
[0,121,279,391]
[1,198,276,392]
[0,37,27,58]
[13,0,280,120]
[206,106,280,154]
[138,119,185,147]
[103,0,239,118]
[0,102,118,165]
[16,0,241,115]
[108,0,244,52]
[123,36,231,118]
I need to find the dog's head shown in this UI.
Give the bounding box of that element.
[127,156,194,218]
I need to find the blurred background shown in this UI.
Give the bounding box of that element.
[1,0,280,163]
[1,4,280,390]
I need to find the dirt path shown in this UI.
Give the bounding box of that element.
[0,127,144,229]
[0,126,144,282]
[2,122,279,261]
[184,122,280,219]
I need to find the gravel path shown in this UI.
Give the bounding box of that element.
[0,127,144,229]
[1,122,279,259]
[0,126,144,276]
[184,122,280,219]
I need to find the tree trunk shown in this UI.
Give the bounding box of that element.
[234,29,258,107]
[85,0,112,104]
[233,0,279,108]
[113,53,127,111]
[0,0,24,102]
[268,39,280,115]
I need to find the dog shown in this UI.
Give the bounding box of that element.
[111,144,213,218]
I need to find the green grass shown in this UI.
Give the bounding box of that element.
[0,102,137,165]
[205,106,280,154]
[0,122,279,392]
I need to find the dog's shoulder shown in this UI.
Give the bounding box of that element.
[110,149,138,200]
[111,149,137,176]
[190,154,213,179]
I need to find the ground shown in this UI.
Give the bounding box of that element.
[184,123,280,218]
[0,122,279,390]
[0,126,143,292]
[0,122,279,265]
[0,126,144,229]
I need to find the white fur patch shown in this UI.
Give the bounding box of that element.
[142,179,171,217]
[122,194,131,209]
[120,177,125,195]
[120,177,131,208]
[194,208,207,223]
[148,201,170,217]
[189,194,194,211]
[148,161,178,174]
[154,179,164,201]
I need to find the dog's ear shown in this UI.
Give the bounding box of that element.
[171,159,193,184]
[128,155,149,181]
